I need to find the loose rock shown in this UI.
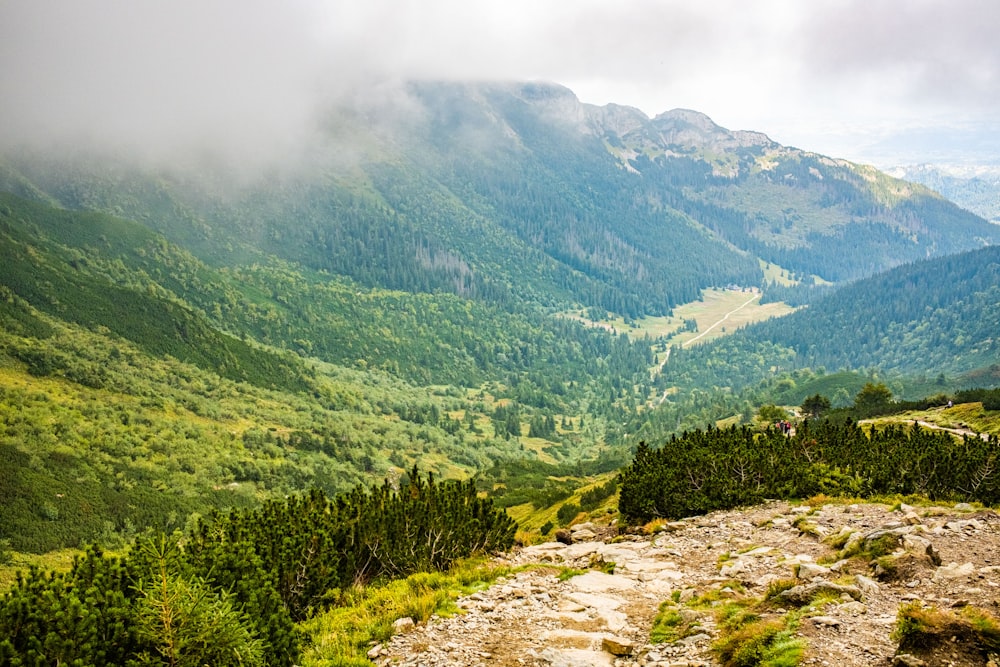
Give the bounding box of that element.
[602,635,635,656]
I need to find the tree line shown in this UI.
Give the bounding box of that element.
[658,246,1000,398]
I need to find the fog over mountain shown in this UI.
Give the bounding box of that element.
[2,1,999,169]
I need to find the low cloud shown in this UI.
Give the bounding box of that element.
[796,0,1000,111]
[1,0,998,169]
[0,1,339,167]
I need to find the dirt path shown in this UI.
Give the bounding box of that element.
[681,293,759,347]
[860,418,992,442]
[913,419,991,441]
[372,500,1000,667]
[653,293,758,406]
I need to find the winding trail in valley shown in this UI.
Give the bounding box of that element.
[654,293,759,406]
[680,293,759,348]
[861,418,993,442]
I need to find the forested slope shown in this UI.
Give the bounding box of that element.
[0,193,652,552]
[3,80,1000,557]
[660,245,1000,396]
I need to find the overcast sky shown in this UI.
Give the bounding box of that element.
[2,0,998,167]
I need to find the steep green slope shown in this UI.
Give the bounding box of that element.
[396,82,763,315]
[0,194,661,551]
[0,303,531,552]
[0,192,655,393]
[0,194,309,393]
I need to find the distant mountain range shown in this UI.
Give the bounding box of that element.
[887,164,1000,225]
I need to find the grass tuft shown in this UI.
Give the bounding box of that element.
[652,580,806,666]
[763,579,798,604]
[893,602,1000,656]
[298,559,513,666]
[713,616,805,667]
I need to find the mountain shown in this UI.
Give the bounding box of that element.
[887,163,1000,225]
[3,82,997,319]
[0,192,656,552]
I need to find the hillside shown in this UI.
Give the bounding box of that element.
[659,245,1000,397]
[372,499,1000,667]
[0,193,656,552]
[888,164,1000,225]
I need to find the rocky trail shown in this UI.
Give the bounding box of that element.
[370,500,1000,667]
[912,420,991,442]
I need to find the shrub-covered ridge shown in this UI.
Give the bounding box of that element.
[619,420,1000,523]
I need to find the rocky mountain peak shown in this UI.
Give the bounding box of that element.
[652,108,774,151]
[584,103,654,138]
[731,129,773,148]
[490,82,655,140]
[504,81,590,130]
[654,108,721,132]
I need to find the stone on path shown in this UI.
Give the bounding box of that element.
[567,570,637,593]
[778,581,863,606]
[601,635,635,656]
[797,562,830,580]
[855,574,880,597]
[931,561,975,582]
[538,646,615,667]
[392,617,416,633]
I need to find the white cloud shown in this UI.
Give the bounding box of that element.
[1,0,996,166]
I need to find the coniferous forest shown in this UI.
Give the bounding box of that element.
[619,421,1000,523]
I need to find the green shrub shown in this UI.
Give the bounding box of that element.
[557,502,581,525]
[132,539,265,667]
[619,420,999,525]
[0,472,516,667]
[579,479,618,511]
[650,604,699,644]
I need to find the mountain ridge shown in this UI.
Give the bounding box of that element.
[888,163,1000,225]
[3,81,996,317]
